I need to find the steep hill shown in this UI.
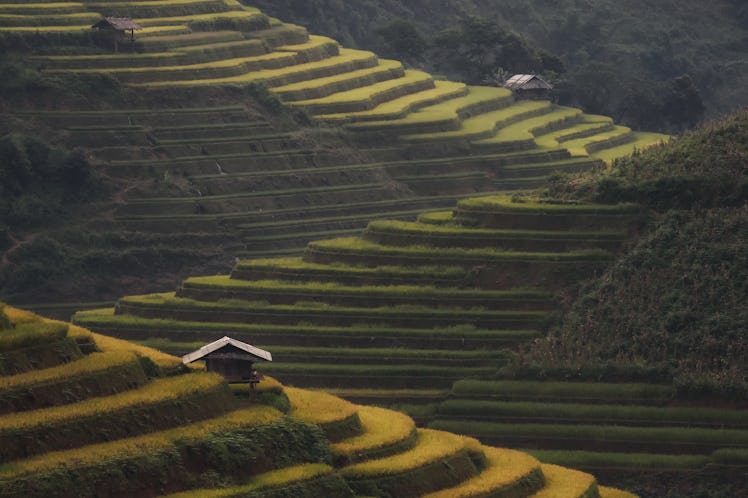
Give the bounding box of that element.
[0,0,664,307]
[248,0,747,131]
[74,112,748,498]
[0,303,637,498]
[526,109,748,400]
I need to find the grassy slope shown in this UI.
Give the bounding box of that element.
[246,0,747,123]
[525,110,748,397]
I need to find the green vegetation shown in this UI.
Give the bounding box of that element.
[250,1,745,131]
[0,134,101,228]
[429,420,748,453]
[527,110,748,399]
[437,400,748,428]
[451,380,674,404]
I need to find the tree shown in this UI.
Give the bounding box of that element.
[374,19,427,64]
[662,74,705,131]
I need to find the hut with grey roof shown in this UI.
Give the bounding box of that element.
[504,74,553,100]
[182,336,272,385]
[92,17,141,52]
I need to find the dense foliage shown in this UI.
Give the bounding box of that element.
[246,0,746,132]
[0,134,100,227]
[527,110,748,399]
[546,111,748,210]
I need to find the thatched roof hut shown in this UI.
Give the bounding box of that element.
[91,17,141,52]
[504,74,553,100]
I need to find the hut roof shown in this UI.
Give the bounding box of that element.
[92,17,142,31]
[182,336,272,364]
[504,74,553,91]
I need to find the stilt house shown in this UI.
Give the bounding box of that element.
[504,74,553,100]
[91,17,141,53]
[182,336,272,383]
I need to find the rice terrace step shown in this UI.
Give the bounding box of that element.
[0,305,639,497]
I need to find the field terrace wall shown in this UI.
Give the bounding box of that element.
[73,193,748,493]
[0,0,667,288]
[74,194,643,392]
[0,306,637,497]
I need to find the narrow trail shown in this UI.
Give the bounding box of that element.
[1,232,36,267]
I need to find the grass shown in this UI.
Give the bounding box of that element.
[285,386,359,426]
[598,487,638,498]
[233,256,467,280]
[363,219,625,241]
[0,372,234,461]
[74,309,538,345]
[65,324,185,373]
[456,194,642,214]
[115,292,549,329]
[402,100,552,142]
[592,132,668,163]
[287,69,433,111]
[0,404,282,478]
[526,449,710,470]
[329,406,416,462]
[0,350,137,392]
[137,47,376,87]
[0,13,100,27]
[340,428,471,478]
[478,106,584,144]
[346,85,512,132]
[436,399,748,428]
[160,463,334,497]
[421,446,543,498]
[270,58,405,101]
[428,421,748,451]
[262,363,497,378]
[561,125,632,156]
[307,236,614,261]
[451,380,674,404]
[181,275,552,302]
[0,321,67,352]
[529,464,597,498]
[0,372,224,433]
[319,80,468,123]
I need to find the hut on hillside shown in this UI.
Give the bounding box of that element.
[91,17,141,53]
[504,74,553,100]
[182,336,272,386]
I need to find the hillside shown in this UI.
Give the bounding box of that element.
[248,0,748,131]
[73,111,748,498]
[0,0,664,308]
[0,303,638,498]
[525,109,748,400]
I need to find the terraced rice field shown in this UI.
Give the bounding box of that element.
[74,193,748,482]
[77,196,630,386]
[1,0,666,262]
[0,305,636,497]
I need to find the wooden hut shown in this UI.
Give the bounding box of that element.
[91,17,141,53]
[182,336,272,384]
[504,74,553,100]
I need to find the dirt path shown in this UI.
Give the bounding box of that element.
[1,232,36,267]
